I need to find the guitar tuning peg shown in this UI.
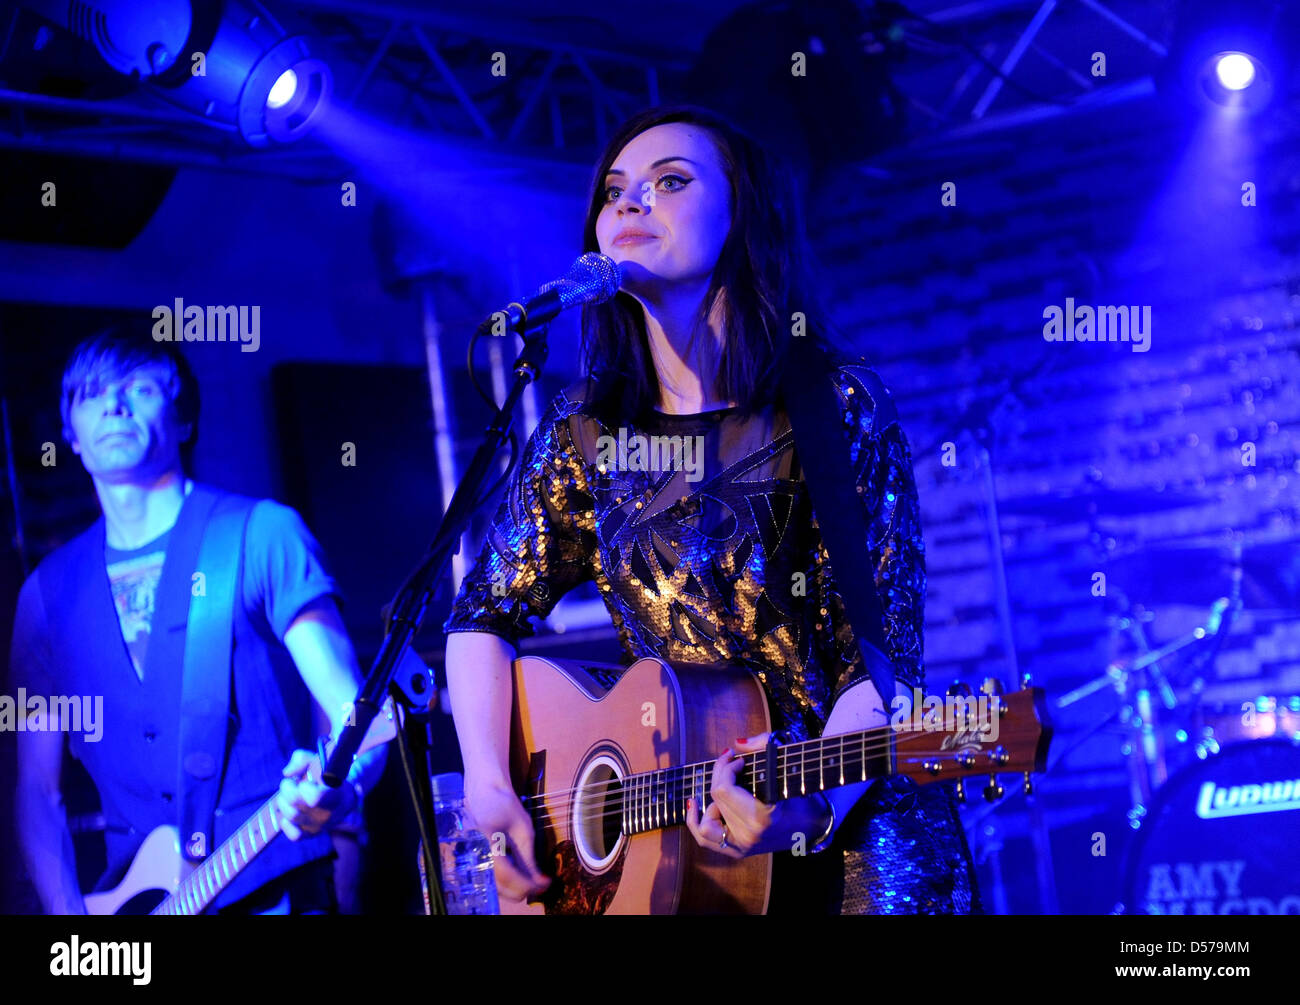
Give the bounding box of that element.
[1019,672,1033,689]
[983,773,1004,802]
[981,677,1009,717]
[947,680,972,697]
[954,778,967,803]
[1022,771,1033,796]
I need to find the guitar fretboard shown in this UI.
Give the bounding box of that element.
[153,797,285,916]
[618,724,897,837]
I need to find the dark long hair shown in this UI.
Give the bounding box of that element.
[578,104,842,421]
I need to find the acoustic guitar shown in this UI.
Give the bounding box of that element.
[503,655,1051,915]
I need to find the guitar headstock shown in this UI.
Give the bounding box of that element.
[892,686,1052,802]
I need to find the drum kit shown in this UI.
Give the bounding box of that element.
[918,351,1299,914]
[1016,490,1300,916]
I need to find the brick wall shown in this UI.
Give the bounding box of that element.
[806,89,1300,910]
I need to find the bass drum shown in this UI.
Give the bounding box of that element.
[1121,739,1300,914]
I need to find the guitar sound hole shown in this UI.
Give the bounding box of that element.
[572,756,626,873]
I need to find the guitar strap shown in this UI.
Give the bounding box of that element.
[178,488,256,864]
[779,344,896,708]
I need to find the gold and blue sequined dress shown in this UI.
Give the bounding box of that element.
[444,361,983,915]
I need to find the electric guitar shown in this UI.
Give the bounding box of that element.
[84,699,399,915]
[503,655,1051,915]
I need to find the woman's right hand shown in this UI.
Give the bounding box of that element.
[445,632,549,902]
[466,778,551,902]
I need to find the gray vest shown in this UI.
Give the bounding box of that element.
[36,484,332,910]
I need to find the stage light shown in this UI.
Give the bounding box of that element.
[21,0,332,145]
[1213,53,1256,91]
[266,69,298,110]
[1160,0,1292,115]
[1198,49,1270,110]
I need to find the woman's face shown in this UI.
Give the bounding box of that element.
[595,122,732,292]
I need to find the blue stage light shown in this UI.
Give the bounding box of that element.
[1213,52,1256,91]
[20,0,331,145]
[267,69,298,110]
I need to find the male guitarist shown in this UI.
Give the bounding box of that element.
[10,329,385,914]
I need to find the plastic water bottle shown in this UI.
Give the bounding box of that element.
[431,772,500,915]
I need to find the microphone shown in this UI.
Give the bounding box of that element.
[499,253,623,335]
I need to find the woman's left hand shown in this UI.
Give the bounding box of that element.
[683,733,831,859]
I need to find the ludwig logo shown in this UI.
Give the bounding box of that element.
[1195,778,1300,819]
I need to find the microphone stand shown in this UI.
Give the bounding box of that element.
[322,313,552,915]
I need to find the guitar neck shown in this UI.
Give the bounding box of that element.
[146,697,402,915]
[621,723,901,838]
[152,796,286,915]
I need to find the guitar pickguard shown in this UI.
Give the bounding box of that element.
[539,840,625,915]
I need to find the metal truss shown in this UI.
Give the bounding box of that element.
[308,1,682,143]
[0,0,1177,177]
[889,0,1173,145]
[0,0,692,180]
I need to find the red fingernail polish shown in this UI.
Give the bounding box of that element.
[736,737,748,744]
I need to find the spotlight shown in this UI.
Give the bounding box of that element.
[1161,0,1290,115]
[241,40,330,144]
[21,0,332,145]
[267,68,298,109]
[1198,49,1270,110]
[1213,52,1256,91]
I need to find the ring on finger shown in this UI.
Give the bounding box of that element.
[719,826,729,850]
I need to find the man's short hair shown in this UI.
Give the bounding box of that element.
[61,324,200,470]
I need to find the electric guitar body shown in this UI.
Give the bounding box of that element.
[83,698,401,915]
[84,826,189,915]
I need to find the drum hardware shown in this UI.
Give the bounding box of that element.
[1117,739,1300,915]
[1057,589,1239,827]
[1091,542,1300,915]
[1193,695,1300,756]
[970,427,1293,912]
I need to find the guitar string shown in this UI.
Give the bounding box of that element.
[517,723,1003,809]
[521,746,1012,833]
[168,737,1013,899]
[157,712,397,914]
[523,748,1011,830]
[158,800,283,914]
[161,705,398,914]
[528,765,1002,836]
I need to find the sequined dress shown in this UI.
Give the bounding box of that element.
[444,361,983,914]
